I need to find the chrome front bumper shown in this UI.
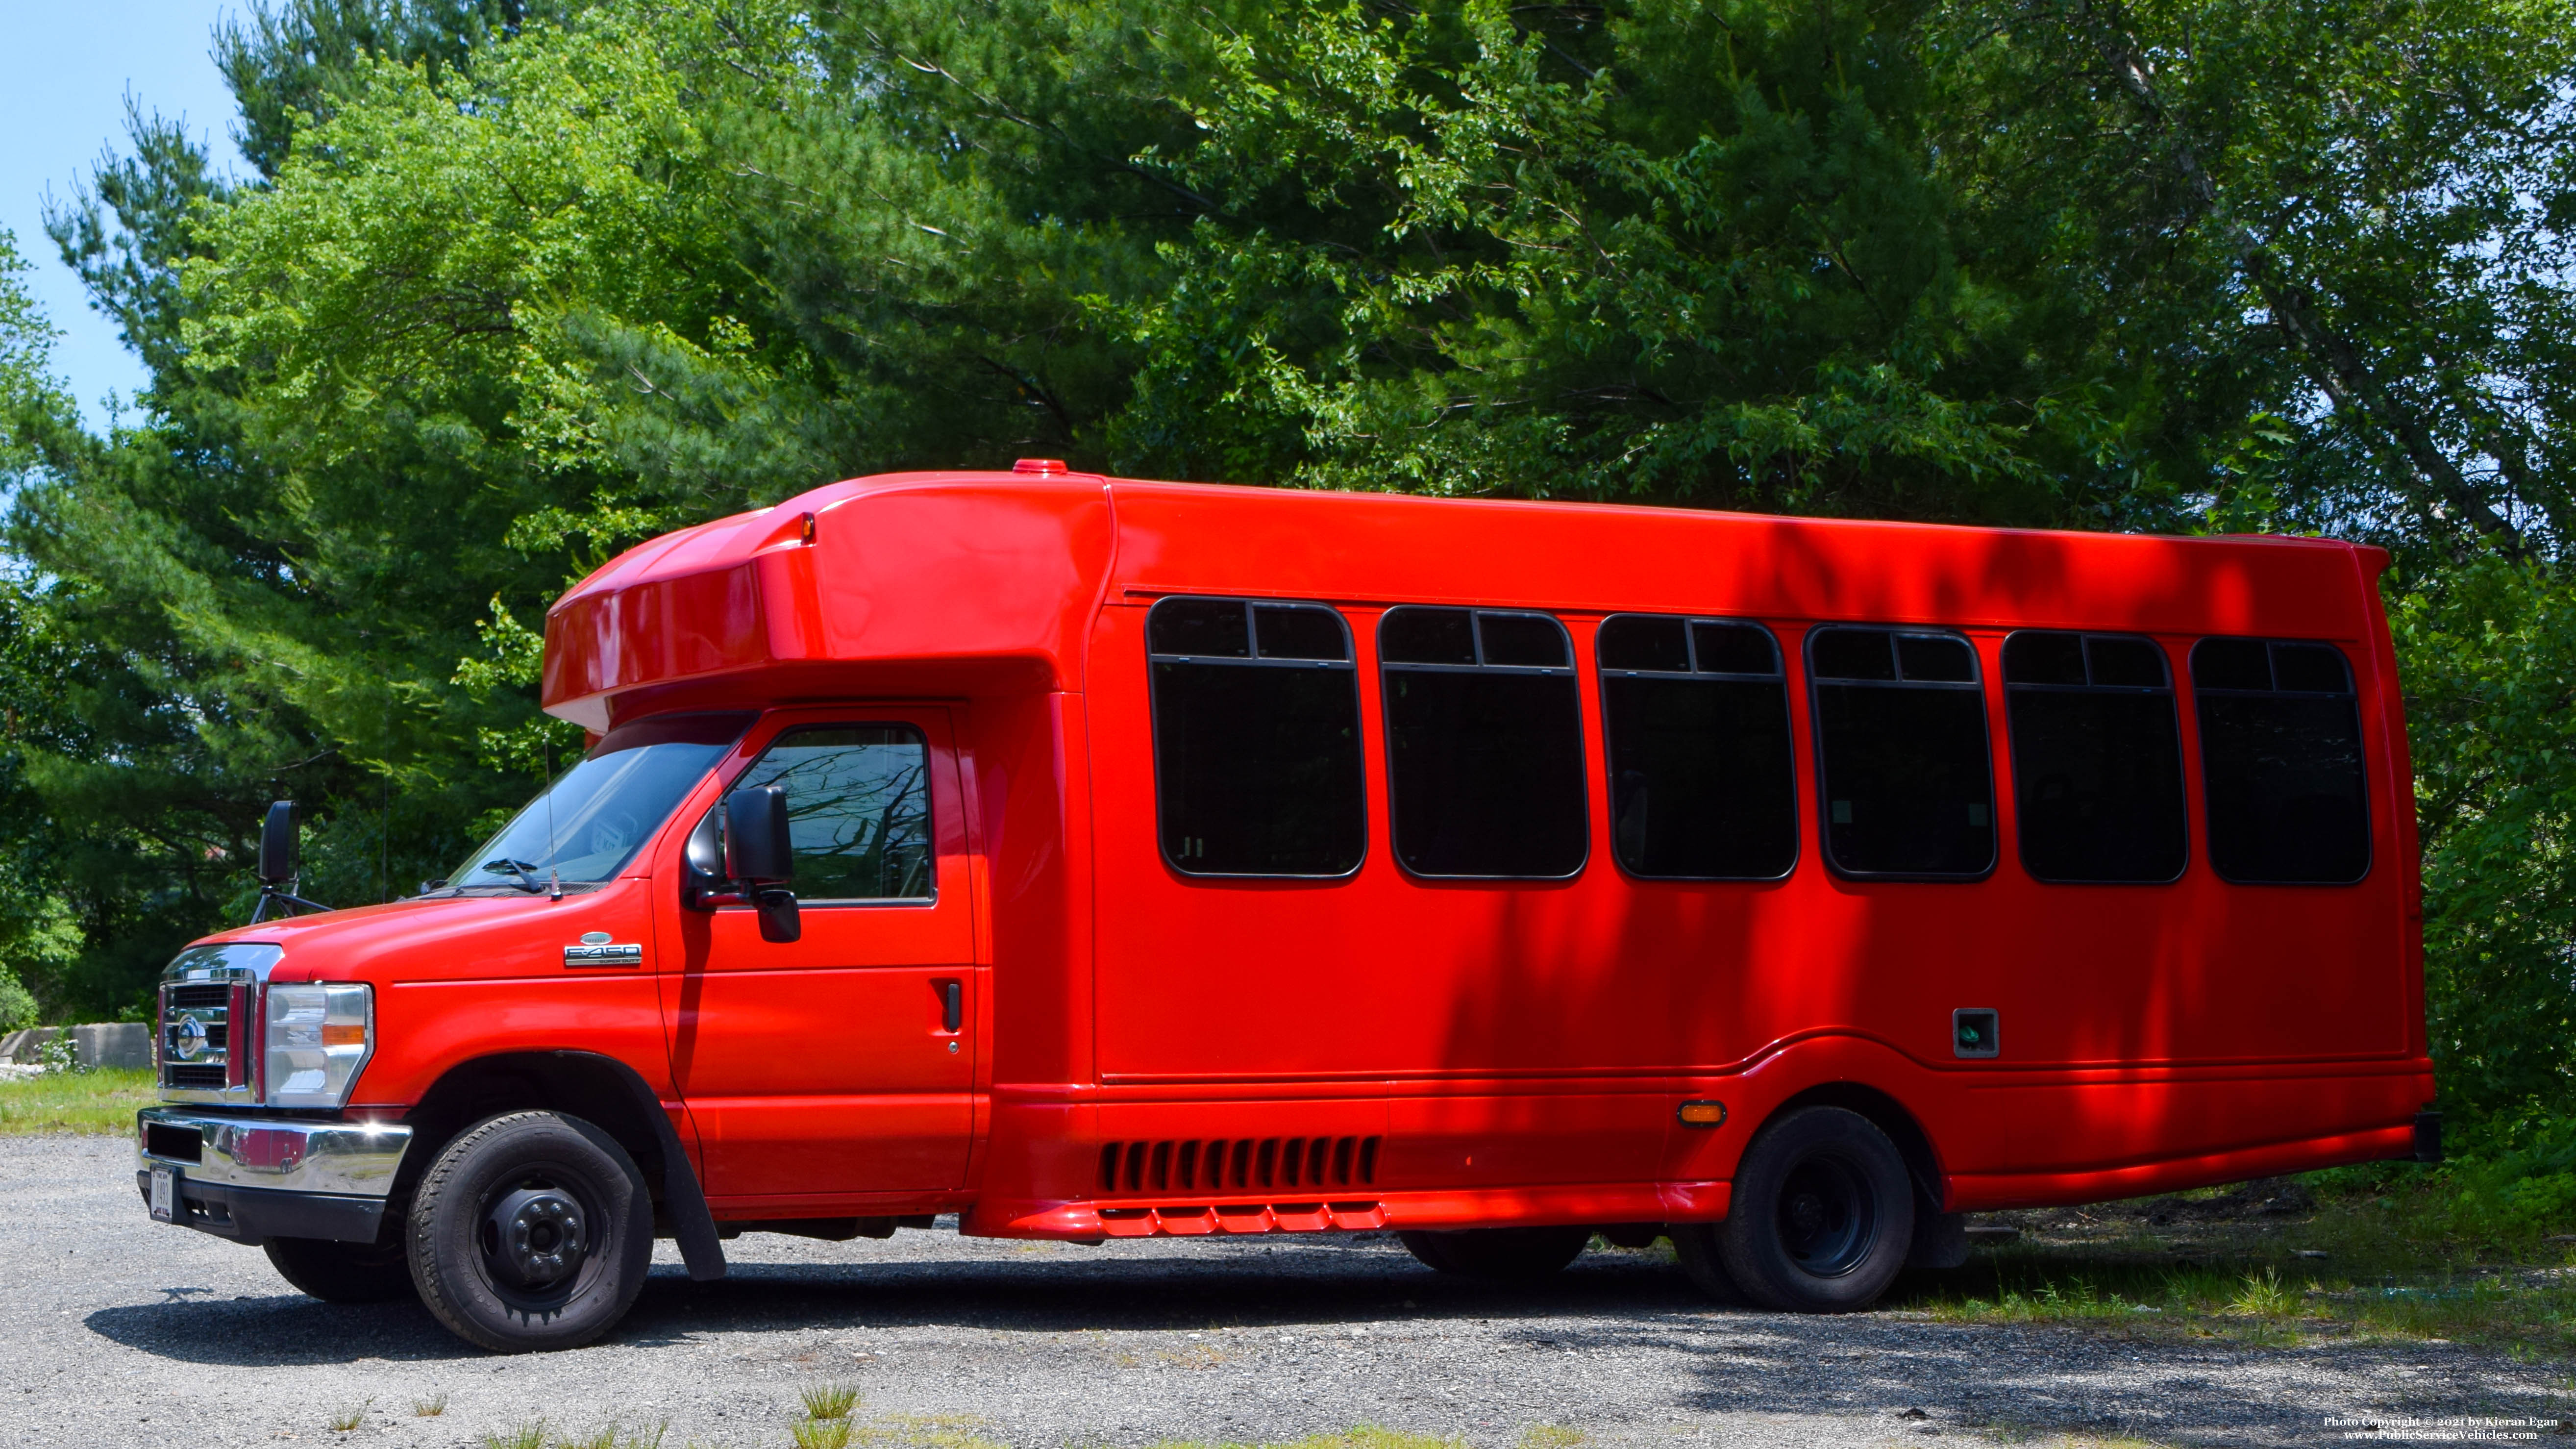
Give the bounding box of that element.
[135,1106,412,1244]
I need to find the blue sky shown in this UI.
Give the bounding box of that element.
[2,0,250,430]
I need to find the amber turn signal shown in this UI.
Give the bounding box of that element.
[1676,1100,1727,1127]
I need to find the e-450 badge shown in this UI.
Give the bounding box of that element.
[563,930,644,967]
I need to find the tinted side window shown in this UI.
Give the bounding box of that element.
[1148,598,1365,877]
[1808,627,1995,877]
[2190,638,2370,884]
[1597,616,1796,879]
[2003,632,2188,884]
[733,725,935,900]
[1381,607,1587,878]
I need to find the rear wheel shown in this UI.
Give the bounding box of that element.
[263,1235,415,1303]
[1399,1225,1591,1280]
[406,1111,652,1353]
[1708,1106,1914,1312]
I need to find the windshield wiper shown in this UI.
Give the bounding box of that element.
[479,857,553,894]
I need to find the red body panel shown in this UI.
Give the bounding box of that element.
[189,472,2431,1237]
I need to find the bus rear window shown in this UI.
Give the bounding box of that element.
[2002,632,2188,884]
[1597,616,1795,879]
[1381,607,1587,878]
[1808,626,1995,878]
[2190,638,2370,885]
[1148,598,1366,877]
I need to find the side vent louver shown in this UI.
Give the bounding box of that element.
[1098,1134,1382,1196]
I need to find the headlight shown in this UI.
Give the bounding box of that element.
[263,983,372,1108]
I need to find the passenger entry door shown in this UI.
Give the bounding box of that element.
[660,709,979,1202]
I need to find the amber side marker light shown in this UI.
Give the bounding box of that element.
[1676,1100,1727,1127]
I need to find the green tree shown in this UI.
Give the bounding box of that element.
[2394,558,2576,1135]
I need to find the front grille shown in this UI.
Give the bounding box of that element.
[1098,1134,1381,1196]
[159,979,247,1092]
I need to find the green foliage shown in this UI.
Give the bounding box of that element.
[218,0,585,179]
[2391,555,2576,1126]
[0,229,64,457]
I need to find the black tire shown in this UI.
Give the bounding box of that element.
[263,1234,416,1303]
[1398,1226,1591,1280]
[1667,1222,1745,1303]
[406,1111,652,1353]
[1713,1106,1914,1312]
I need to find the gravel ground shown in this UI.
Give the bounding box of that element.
[1,1134,2564,1449]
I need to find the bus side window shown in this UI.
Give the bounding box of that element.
[1808,626,1996,878]
[2189,637,2370,885]
[1146,597,1366,877]
[2002,631,2188,883]
[1596,615,1796,879]
[1379,606,1588,878]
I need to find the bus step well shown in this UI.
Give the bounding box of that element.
[1094,1201,1389,1237]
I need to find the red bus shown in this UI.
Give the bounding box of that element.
[135,463,2436,1351]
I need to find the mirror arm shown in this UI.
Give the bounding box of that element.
[687,882,749,909]
[753,886,801,944]
[249,882,332,923]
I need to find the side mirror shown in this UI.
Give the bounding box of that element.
[257,801,299,884]
[723,787,795,883]
[249,800,329,923]
[723,787,800,944]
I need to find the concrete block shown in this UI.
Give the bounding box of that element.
[0,1023,154,1070]
[74,1023,153,1070]
[0,1026,42,1063]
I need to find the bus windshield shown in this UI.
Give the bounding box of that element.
[439,712,754,892]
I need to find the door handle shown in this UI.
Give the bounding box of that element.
[938,978,963,1033]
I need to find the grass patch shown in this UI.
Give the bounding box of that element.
[0,1067,155,1135]
[1902,1174,2576,1354]
[413,1391,449,1417]
[326,1399,371,1432]
[837,1413,1004,1449]
[790,1421,853,1449]
[800,1381,861,1421]
[481,1424,664,1449]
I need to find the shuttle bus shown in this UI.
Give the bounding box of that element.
[134,462,2437,1351]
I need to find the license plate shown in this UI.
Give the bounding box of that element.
[149,1165,176,1222]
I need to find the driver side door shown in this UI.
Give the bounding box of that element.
[656,708,980,1205]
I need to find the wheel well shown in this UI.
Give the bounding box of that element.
[393,1052,672,1209]
[1764,1082,1946,1214]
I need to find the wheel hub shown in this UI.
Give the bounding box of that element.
[482,1185,589,1289]
[1775,1156,1874,1277]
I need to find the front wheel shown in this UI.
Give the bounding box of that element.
[263,1235,415,1303]
[1702,1105,1914,1312]
[1399,1225,1591,1280]
[406,1111,653,1353]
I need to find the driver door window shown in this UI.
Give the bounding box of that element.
[726,726,935,900]
[658,711,977,1200]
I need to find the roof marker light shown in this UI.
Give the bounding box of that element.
[1013,458,1069,475]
